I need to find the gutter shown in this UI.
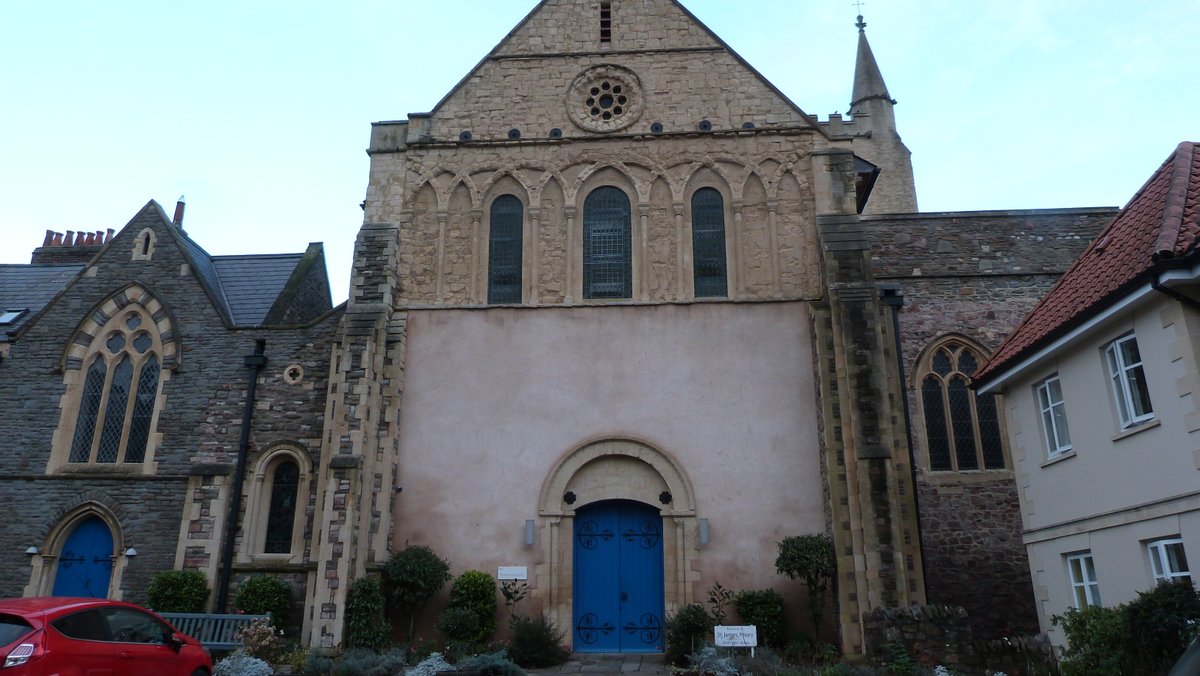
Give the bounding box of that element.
[215,339,268,612]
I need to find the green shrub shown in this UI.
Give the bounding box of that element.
[507,614,570,668]
[234,617,283,663]
[146,569,210,613]
[345,576,393,652]
[408,652,453,676]
[665,603,712,666]
[1053,604,1125,676]
[382,545,452,641]
[776,534,836,638]
[214,650,273,676]
[458,650,528,676]
[687,646,737,676]
[234,575,293,630]
[437,606,482,644]
[733,589,786,649]
[1122,580,1200,672]
[449,570,497,643]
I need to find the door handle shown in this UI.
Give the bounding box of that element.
[120,651,132,659]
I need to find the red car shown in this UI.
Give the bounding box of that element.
[0,597,212,675]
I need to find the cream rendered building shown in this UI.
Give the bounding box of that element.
[306,0,923,655]
[975,142,1200,644]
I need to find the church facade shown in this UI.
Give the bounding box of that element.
[0,0,1119,658]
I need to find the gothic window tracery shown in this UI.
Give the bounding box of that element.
[68,308,162,465]
[918,338,1005,471]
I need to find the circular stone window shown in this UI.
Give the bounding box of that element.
[283,364,305,385]
[566,65,643,133]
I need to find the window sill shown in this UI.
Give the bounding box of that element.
[1041,450,1076,468]
[1112,418,1160,442]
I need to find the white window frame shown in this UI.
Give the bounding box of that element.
[1105,334,1154,428]
[1148,538,1191,585]
[1067,552,1101,608]
[1036,375,1071,457]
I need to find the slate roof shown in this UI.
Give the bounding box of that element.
[975,142,1200,385]
[0,264,83,341]
[212,253,306,325]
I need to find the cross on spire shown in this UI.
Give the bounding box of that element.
[853,0,867,30]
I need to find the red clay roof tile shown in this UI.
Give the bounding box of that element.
[975,142,1200,385]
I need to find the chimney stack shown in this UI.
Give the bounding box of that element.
[173,195,186,227]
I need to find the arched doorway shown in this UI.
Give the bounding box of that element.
[572,499,664,653]
[52,516,113,597]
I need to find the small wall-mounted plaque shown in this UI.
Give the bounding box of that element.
[714,625,757,647]
[498,566,528,581]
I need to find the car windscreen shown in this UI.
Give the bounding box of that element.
[0,614,33,646]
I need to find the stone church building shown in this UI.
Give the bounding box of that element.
[0,0,1118,658]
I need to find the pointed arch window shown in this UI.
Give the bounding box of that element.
[68,309,163,465]
[691,188,728,297]
[264,460,300,554]
[488,195,523,304]
[919,339,1005,471]
[583,187,632,299]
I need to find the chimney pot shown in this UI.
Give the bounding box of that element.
[42,230,54,247]
[84,233,95,246]
[51,232,63,246]
[65,230,75,246]
[106,228,115,244]
[173,196,186,226]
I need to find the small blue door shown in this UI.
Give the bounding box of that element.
[573,500,664,653]
[52,517,114,598]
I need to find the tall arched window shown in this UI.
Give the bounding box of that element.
[691,188,727,297]
[488,195,523,304]
[264,460,300,554]
[919,339,1005,471]
[583,187,632,299]
[69,310,162,465]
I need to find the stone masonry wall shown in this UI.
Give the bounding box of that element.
[368,133,823,307]
[860,208,1116,637]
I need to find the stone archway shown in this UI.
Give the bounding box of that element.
[534,438,700,639]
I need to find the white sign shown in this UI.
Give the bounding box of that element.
[497,566,528,580]
[714,625,757,647]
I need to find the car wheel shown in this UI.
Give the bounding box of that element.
[191,670,209,676]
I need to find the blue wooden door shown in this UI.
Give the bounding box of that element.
[52,517,113,598]
[573,500,664,653]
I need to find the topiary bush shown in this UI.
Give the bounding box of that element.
[436,605,482,656]
[1122,580,1200,672]
[344,576,393,652]
[382,545,452,641]
[146,569,210,612]
[665,603,712,666]
[234,574,293,630]
[448,570,497,643]
[507,614,570,668]
[776,534,836,638]
[733,588,786,649]
[1053,604,1125,676]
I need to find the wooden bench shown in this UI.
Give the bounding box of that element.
[158,612,271,652]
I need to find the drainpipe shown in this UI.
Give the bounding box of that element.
[878,284,929,597]
[215,339,267,612]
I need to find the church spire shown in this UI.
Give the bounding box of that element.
[849,14,895,115]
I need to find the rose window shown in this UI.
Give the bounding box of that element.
[567,65,643,133]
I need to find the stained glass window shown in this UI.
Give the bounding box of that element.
[488,195,523,304]
[265,461,300,554]
[691,188,727,298]
[583,187,632,299]
[919,340,1006,471]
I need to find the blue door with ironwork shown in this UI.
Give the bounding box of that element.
[573,500,664,653]
[52,517,113,598]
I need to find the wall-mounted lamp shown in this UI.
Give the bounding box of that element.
[24,546,38,556]
[698,518,710,546]
[524,520,535,546]
[123,548,138,557]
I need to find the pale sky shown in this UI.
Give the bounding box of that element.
[2,1,1195,303]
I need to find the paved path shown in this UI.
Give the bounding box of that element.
[529,654,668,675]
